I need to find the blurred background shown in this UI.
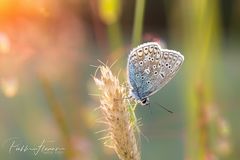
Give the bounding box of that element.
[0,0,239,159]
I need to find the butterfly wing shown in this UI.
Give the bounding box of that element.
[127,42,184,100]
[127,42,161,100]
[146,48,184,97]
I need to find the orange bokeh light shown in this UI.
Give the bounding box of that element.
[0,0,49,21]
[0,76,18,97]
[0,32,10,54]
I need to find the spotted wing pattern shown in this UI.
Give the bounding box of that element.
[127,42,184,100]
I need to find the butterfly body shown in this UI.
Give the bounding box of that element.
[127,42,184,106]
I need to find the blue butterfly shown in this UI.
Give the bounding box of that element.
[127,42,184,105]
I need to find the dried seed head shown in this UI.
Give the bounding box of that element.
[94,65,140,160]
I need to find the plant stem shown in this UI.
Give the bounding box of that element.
[132,0,146,47]
[39,77,80,160]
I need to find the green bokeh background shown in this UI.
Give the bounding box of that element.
[0,0,239,160]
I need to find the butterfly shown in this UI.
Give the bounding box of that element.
[127,42,184,106]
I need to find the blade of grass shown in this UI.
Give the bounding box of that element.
[170,0,222,159]
[132,0,146,47]
[39,76,81,160]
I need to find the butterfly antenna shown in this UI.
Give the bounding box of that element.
[156,103,173,114]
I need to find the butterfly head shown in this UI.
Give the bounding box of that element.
[140,97,150,106]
